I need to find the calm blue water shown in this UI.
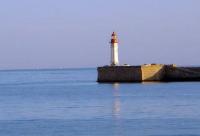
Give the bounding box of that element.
[0,68,200,136]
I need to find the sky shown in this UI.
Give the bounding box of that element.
[0,0,200,69]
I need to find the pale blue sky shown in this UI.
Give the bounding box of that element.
[0,0,200,69]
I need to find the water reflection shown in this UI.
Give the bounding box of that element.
[112,83,121,119]
[142,81,163,85]
[112,83,123,136]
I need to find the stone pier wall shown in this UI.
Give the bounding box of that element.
[97,66,142,82]
[164,66,200,81]
[141,64,165,81]
[97,65,200,82]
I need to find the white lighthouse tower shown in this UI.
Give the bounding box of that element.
[110,32,119,66]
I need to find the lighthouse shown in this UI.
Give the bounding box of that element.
[110,32,119,66]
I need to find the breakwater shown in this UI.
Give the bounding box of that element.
[97,64,200,82]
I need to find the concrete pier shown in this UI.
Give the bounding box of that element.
[97,66,142,82]
[97,64,200,82]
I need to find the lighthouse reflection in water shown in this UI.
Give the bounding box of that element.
[112,83,121,119]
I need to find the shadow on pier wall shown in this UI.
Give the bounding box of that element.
[97,66,142,82]
[164,66,200,81]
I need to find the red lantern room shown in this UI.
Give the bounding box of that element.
[111,32,118,44]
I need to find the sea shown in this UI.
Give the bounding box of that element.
[0,68,200,136]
